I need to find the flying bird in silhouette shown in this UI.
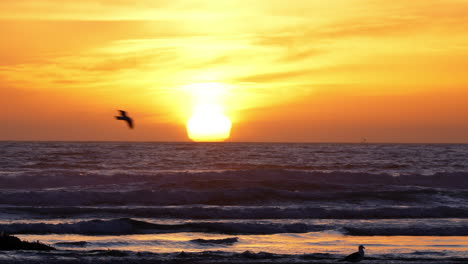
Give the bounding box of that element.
[115,110,133,129]
[340,245,365,262]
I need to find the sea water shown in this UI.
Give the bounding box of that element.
[0,142,467,263]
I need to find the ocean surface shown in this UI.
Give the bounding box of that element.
[0,142,467,263]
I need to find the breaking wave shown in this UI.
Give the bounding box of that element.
[344,226,468,236]
[0,218,330,235]
[190,237,239,245]
[3,205,468,219]
[0,170,466,209]
[1,169,467,190]
[2,218,466,236]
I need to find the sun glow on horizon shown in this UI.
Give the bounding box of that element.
[184,83,233,142]
[186,104,232,142]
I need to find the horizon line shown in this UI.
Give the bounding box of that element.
[1,140,467,145]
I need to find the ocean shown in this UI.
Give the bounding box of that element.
[0,142,467,263]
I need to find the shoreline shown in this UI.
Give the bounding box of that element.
[1,249,467,264]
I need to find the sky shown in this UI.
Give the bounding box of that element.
[1,0,468,142]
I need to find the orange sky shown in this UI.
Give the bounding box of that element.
[1,0,468,142]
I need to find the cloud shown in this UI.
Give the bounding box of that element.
[235,69,315,83]
[277,48,326,63]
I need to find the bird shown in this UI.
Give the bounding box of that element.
[340,245,365,262]
[115,110,133,129]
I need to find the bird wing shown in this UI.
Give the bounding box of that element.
[126,117,133,129]
[119,110,127,116]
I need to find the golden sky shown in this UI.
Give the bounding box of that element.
[1,0,468,142]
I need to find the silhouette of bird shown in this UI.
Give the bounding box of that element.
[340,245,365,262]
[115,110,133,129]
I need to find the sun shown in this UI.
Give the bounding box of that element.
[186,104,232,142]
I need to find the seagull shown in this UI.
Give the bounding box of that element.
[115,110,133,129]
[340,245,365,262]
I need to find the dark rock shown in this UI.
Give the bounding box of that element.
[0,233,55,251]
[177,251,190,258]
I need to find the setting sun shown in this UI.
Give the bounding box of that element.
[186,105,232,142]
[184,83,233,142]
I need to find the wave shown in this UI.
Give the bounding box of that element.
[3,205,468,219]
[1,170,467,190]
[0,170,466,209]
[2,218,466,236]
[0,249,466,264]
[344,226,468,236]
[190,237,239,245]
[54,241,88,247]
[410,251,447,256]
[0,218,330,235]
[2,188,465,206]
